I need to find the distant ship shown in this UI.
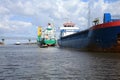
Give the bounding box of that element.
[37,23,56,47]
[58,13,120,52]
[15,42,21,45]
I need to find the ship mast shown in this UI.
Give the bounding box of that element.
[88,0,91,28]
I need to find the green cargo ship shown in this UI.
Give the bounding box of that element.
[37,23,56,47]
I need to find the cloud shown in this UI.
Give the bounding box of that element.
[0,6,9,15]
[0,19,33,35]
[0,0,120,38]
[104,1,120,15]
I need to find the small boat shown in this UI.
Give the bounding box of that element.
[15,42,21,45]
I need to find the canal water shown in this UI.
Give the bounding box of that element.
[0,45,120,80]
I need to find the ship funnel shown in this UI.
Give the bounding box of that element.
[38,26,42,37]
[37,26,42,42]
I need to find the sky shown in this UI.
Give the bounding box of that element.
[0,0,120,43]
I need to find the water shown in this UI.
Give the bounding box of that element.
[0,45,120,80]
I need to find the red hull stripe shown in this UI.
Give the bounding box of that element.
[91,21,120,30]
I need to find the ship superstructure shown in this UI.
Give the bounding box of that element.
[60,21,80,37]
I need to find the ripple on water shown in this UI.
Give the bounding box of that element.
[0,45,120,80]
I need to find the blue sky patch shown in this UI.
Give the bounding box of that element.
[10,15,33,23]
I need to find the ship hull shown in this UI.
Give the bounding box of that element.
[44,39,56,46]
[37,38,56,47]
[58,23,120,52]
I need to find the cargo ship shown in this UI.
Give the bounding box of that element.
[37,23,56,47]
[57,13,120,52]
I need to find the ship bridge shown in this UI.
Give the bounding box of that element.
[60,22,80,37]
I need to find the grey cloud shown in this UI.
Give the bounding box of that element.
[0,0,120,37]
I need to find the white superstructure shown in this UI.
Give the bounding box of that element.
[60,22,80,37]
